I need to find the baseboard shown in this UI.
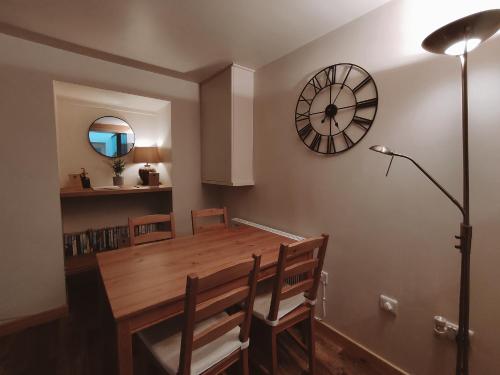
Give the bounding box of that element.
[0,305,68,337]
[315,320,409,375]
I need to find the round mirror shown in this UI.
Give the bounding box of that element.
[88,116,135,158]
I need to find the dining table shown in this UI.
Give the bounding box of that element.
[96,224,296,375]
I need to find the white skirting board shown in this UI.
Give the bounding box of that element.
[231,218,304,241]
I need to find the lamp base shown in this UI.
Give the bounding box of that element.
[139,166,156,185]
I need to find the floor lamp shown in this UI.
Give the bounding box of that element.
[369,9,500,375]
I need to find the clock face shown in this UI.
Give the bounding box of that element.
[295,63,378,155]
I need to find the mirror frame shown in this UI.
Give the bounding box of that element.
[87,116,135,158]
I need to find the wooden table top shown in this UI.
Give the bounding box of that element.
[97,226,294,320]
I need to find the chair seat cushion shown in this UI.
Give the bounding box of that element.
[138,312,242,375]
[252,291,305,325]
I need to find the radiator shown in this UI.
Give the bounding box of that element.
[232,218,304,285]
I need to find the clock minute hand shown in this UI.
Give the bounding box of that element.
[309,110,325,116]
[337,104,357,110]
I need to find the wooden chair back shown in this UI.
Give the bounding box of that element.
[191,207,228,235]
[178,254,261,374]
[128,213,176,246]
[267,234,328,322]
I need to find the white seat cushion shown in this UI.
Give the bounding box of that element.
[252,291,305,325]
[138,312,242,375]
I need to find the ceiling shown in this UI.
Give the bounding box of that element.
[0,0,391,82]
[54,81,169,113]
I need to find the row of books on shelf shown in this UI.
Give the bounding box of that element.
[63,223,161,257]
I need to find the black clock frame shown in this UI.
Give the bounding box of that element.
[295,63,378,155]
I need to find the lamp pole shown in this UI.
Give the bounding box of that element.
[369,43,473,375]
[456,47,471,375]
[370,10,500,374]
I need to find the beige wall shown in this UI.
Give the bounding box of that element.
[55,95,171,188]
[0,65,66,324]
[55,89,174,233]
[221,1,500,374]
[0,32,219,323]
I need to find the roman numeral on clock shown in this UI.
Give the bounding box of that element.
[351,116,373,130]
[309,132,322,152]
[308,77,322,94]
[298,94,313,106]
[356,98,378,109]
[352,75,372,93]
[324,66,336,86]
[327,135,336,154]
[298,123,313,140]
[341,64,353,88]
[342,131,355,148]
[295,111,309,122]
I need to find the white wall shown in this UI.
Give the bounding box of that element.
[221,1,500,374]
[0,32,219,324]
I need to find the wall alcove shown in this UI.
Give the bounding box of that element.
[54,81,172,274]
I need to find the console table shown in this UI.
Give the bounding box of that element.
[60,185,172,198]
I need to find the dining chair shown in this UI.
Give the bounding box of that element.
[250,234,329,375]
[128,213,176,246]
[138,253,261,375]
[191,207,229,235]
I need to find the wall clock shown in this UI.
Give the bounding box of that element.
[295,63,378,155]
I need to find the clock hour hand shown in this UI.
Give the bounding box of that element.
[321,113,338,126]
[333,117,339,129]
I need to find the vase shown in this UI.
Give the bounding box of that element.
[113,176,124,186]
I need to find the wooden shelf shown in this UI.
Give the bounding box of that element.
[64,254,97,276]
[60,185,172,198]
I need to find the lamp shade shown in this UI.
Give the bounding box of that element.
[133,146,160,163]
[369,145,394,155]
[422,9,500,55]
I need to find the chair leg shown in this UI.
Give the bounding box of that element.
[239,348,249,375]
[307,312,316,375]
[269,329,278,375]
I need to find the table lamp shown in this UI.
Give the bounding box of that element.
[370,9,500,375]
[133,146,160,185]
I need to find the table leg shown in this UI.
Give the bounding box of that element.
[117,320,133,375]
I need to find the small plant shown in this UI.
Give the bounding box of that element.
[112,158,125,176]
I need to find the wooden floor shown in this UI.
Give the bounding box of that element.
[0,272,381,375]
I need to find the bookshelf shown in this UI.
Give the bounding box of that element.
[65,253,97,276]
[60,185,172,275]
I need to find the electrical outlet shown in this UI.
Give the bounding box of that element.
[321,271,328,284]
[380,294,398,315]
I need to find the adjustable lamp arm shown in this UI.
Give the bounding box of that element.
[394,152,465,220]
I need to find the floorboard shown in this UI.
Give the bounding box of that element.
[0,272,381,375]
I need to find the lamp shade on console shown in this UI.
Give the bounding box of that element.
[133,146,160,185]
